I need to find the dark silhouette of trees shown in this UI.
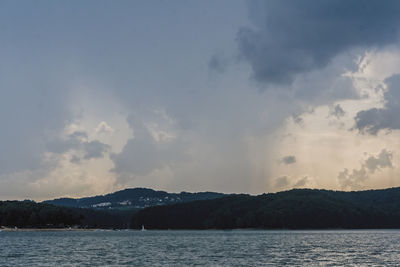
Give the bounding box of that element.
[0,201,133,229]
[130,188,400,229]
[0,201,81,228]
[5,187,400,230]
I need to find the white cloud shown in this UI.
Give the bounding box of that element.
[337,149,393,190]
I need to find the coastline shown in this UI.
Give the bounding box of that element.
[2,228,400,232]
[0,227,102,232]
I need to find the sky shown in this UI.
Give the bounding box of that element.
[1,0,400,200]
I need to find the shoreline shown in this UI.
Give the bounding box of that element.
[0,228,103,232]
[2,228,400,232]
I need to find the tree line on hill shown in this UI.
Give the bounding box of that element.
[130,188,400,229]
[0,187,224,229]
[4,187,400,229]
[0,201,82,228]
[44,187,224,210]
[0,201,133,229]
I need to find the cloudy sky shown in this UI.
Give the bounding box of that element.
[1,0,400,200]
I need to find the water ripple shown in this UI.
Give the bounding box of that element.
[1,230,400,266]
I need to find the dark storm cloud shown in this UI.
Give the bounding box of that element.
[4,0,400,199]
[329,104,346,119]
[280,155,296,165]
[237,0,400,85]
[354,74,400,134]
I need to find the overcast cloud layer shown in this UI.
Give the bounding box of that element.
[1,0,400,200]
[238,0,400,85]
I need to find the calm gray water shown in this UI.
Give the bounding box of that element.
[1,230,400,266]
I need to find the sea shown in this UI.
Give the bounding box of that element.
[1,230,400,266]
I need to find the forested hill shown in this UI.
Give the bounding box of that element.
[131,187,400,230]
[43,188,224,210]
[0,201,82,228]
[0,201,134,229]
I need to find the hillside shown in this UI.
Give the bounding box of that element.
[0,200,134,229]
[43,188,225,210]
[130,187,400,229]
[8,187,400,230]
[0,201,82,228]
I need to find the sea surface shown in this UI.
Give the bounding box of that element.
[1,229,400,266]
